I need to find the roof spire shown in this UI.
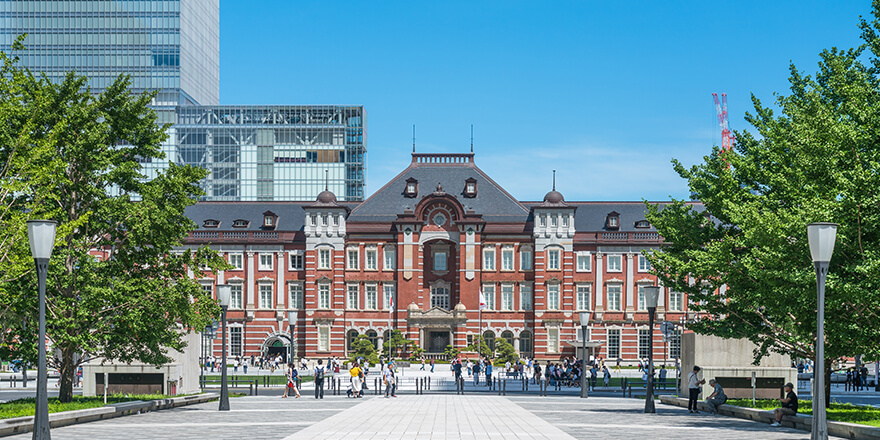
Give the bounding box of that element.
[412,124,416,153]
[552,170,556,191]
[324,169,328,191]
[470,124,474,153]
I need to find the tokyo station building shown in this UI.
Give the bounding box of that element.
[184,152,699,363]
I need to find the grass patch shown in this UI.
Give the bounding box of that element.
[0,394,192,420]
[203,374,313,385]
[726,399,880,428]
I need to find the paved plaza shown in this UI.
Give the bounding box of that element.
[5,392,847,440]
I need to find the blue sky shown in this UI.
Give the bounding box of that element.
[220,1,871,202]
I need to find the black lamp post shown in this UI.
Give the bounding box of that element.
[287,310,296,364]
[644,285,661,414]
[807,223,837,440]
[580,311,591,398]
[27,220,56,440]
[216,284,231,411]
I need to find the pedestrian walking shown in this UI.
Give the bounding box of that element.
[384,363,397,397]
[430,358,435,373]
[420,359,426,371]
[282,362,301,398]
[614,357,621,373]
[687,366,706,413]
[705,379,726,413]
[485,360,493,387]
[603,366,611,388]
[473,360,481,385]
[314,359,326,399]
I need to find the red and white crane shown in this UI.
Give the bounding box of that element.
[712,93,735,152]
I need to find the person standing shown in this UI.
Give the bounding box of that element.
[349,361,363,398]
[603,366,611,388]
[384,363,397,397]
[534,362,543,385]
[314,360,326,399]
[659,365,668,389]
[705,379,726,414]
[687,366,706,413]
[473,360,481,385]
[590,364,598,390]
[430,358,435,373]
[485,360,493,388]
[453,359,463,384]
[770,383,798,426]
[614,357,621,373]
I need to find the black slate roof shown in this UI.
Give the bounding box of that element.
[521,201,706,232]
[184,201,359,232]
[347,163,530,223]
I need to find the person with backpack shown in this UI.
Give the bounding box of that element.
[282,362,301,398]
[314,359,326,399]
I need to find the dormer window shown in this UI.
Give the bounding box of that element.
[405,177,418,197]
[263,210,278,229]
[203,219,220,228]
[635,220,650,229]
[232,219,250,228]
[464,177,477,198]
[606,211,620,230]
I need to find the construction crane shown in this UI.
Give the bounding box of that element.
[712,93,735,153]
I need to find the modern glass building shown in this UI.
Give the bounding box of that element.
[0,0,219,107]
[147,105,367,201]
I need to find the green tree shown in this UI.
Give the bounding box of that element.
[493,339,518,367]
[645,3,880,407]
[465,335,493,358]
[350,335,379,365]
[443,344,460,360]
[382,330,412,360]
[407,344,425,362]
[0,40,223,402]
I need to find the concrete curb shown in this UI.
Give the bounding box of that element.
[660,395,880,440]
[0,393,218,437]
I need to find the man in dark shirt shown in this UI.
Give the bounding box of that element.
[771,382,798,426]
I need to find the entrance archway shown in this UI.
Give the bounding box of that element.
[261,333,291,362]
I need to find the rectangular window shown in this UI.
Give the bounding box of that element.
[639,328,652,359]
[576,284,591,310]
[318,283,331,309]
[365,248,377,270]
[637,285,647,310]
[547,328,559,353]
[607,329,621,359]
[607,284,622,311]
[501,248,514,271]
[318,249,331,270]
[576,252,591,272]
[228,253,243,270]
[669,329,682,359]
[230,327,242,357]
[520,284,532,311]
[365,284,378,310]
[318,327,330,352]
[347,284,359,309]
[259,253,273,271]
[434,251,447,271]
[546,284,560,310]
[230,283,243,309]
[547,249,560,270]
[501,284,514,311]
[201,283,213,297]
[384,284,395,310]
[289,283,303,309]
[289,252,303,270]
[259,284,273,309]
[606,255,623,272]
[520,248,533,271]
[638,254,652,272]
[384,247,396,271]
[669,291,683,311]
[483,248,495,271]
[607,254,622,272]
[483,285,495,310]
[347,248,359,270]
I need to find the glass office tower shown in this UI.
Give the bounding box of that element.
[0,0,219,107]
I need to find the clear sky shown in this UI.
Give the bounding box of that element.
[220,1,871,202]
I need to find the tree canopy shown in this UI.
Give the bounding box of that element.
[0,37,223,402]
[646,3,880,368]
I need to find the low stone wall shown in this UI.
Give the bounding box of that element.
[660,395,880,440]
[0,393,218,437]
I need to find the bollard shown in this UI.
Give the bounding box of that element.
[498,379,502,395]
[503,379,506,396]
[254,380,258,395]
[249,381,253,396]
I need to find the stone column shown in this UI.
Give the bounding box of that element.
[276,251,285,307]
[625,253,635,315]
[217,252,225,284]
[246,251,255,308]
[595,253,604,314]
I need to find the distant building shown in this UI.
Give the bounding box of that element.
[183,152,700,363]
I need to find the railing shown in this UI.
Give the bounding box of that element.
[602,232,628,240]
[253,232,279,239]
[189,231,280,240]
[193,231,219,238]
[411,153,474,164]
[599,231,663,242]
[225,231,248,239]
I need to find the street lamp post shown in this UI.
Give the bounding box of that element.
[807,223,837,440]
[216,284,231,411]
[27,220,57,440]
[579,311,591,398]
[644,286,661,414]
[287,310,296,364]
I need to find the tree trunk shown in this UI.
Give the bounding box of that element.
[58,347,75,403]
[825,357,832,409]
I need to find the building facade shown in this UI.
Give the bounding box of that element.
[185,152,698,363]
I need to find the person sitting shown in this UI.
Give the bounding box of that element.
[705,379,726,413]
[770,382,798,427]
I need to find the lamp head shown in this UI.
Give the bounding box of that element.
[579,311,591,326]
[26,220,57,260]
[287,310,296,325]
[216,284,232,307]
[644,286,661,309]
[807,222,838,263]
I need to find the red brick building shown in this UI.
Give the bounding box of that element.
[185,152,700,363]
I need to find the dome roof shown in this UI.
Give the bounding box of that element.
[407,302,421,312]
[454,302,467,312]
[316,190,337,204]
[543,190,565,204]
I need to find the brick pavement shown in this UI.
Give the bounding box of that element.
[4,392,850,439]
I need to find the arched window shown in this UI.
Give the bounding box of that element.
[366,330,379,350]
[501,330,514,346]
[347,330,359,351]
[519,331,532,354]
[483,331,496,352]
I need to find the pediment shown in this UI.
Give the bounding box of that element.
[420,306,454,318]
